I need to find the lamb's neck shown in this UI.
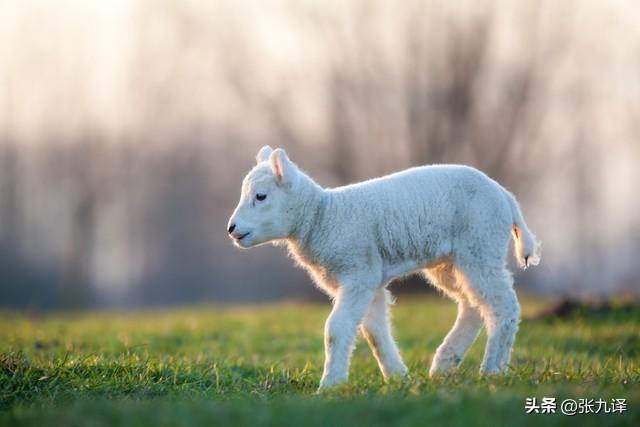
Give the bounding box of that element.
[289,177,329,253]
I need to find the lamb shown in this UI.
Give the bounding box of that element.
[227,145,541,390]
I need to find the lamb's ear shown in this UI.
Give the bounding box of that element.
[270,148,295,185]
[256,145,274,164]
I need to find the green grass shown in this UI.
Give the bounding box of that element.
[0,295,638,426]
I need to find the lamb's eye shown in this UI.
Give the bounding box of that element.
[256,193,267,201]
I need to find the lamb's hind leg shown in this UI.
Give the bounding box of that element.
[360,288,408,380]
[425,264,484,376]
[461,266,520,374]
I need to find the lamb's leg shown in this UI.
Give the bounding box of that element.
[319,283,377,390]
[360,289,408,380]
[429,301,483,376]
[425,264,484,376]
[463,267,520,374]
[480,285,520,374]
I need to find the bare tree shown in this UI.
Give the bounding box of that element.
[0,141,21,252]
[60,140,109,308]
[295,1,570,191]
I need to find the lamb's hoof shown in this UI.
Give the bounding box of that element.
[384,368,411,384]
[429,361,459,378]
[384,365,409,382]
[429,369,453,378]
[316,376,346,393]
[315,384,344,394]
[429,350,461,377]
[478,366,503,376]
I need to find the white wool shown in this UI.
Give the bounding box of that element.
[228,146,541,389]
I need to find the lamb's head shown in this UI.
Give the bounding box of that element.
[227,146,302,248]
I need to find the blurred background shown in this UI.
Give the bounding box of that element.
[0,0,638,310]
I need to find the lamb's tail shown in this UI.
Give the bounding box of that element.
[502,189,541,269]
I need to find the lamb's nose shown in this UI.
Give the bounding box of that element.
[227,223,236,234]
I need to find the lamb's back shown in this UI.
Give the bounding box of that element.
[324,165,510,264]
[329,164,497,216]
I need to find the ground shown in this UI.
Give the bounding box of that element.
[0,294,638,426]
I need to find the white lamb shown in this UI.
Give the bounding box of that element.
[227,146,540,390]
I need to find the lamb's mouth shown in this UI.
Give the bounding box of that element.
[234,232,251,241]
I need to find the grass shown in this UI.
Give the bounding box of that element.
[0,294,638,426]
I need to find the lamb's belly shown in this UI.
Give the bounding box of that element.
[381,259,424,283]
[379,231,450,282]
[382,254,455,283]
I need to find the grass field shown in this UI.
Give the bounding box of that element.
[0,294,638,426]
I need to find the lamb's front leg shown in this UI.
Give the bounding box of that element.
[360,289,408,380]
[319,283,377,390]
